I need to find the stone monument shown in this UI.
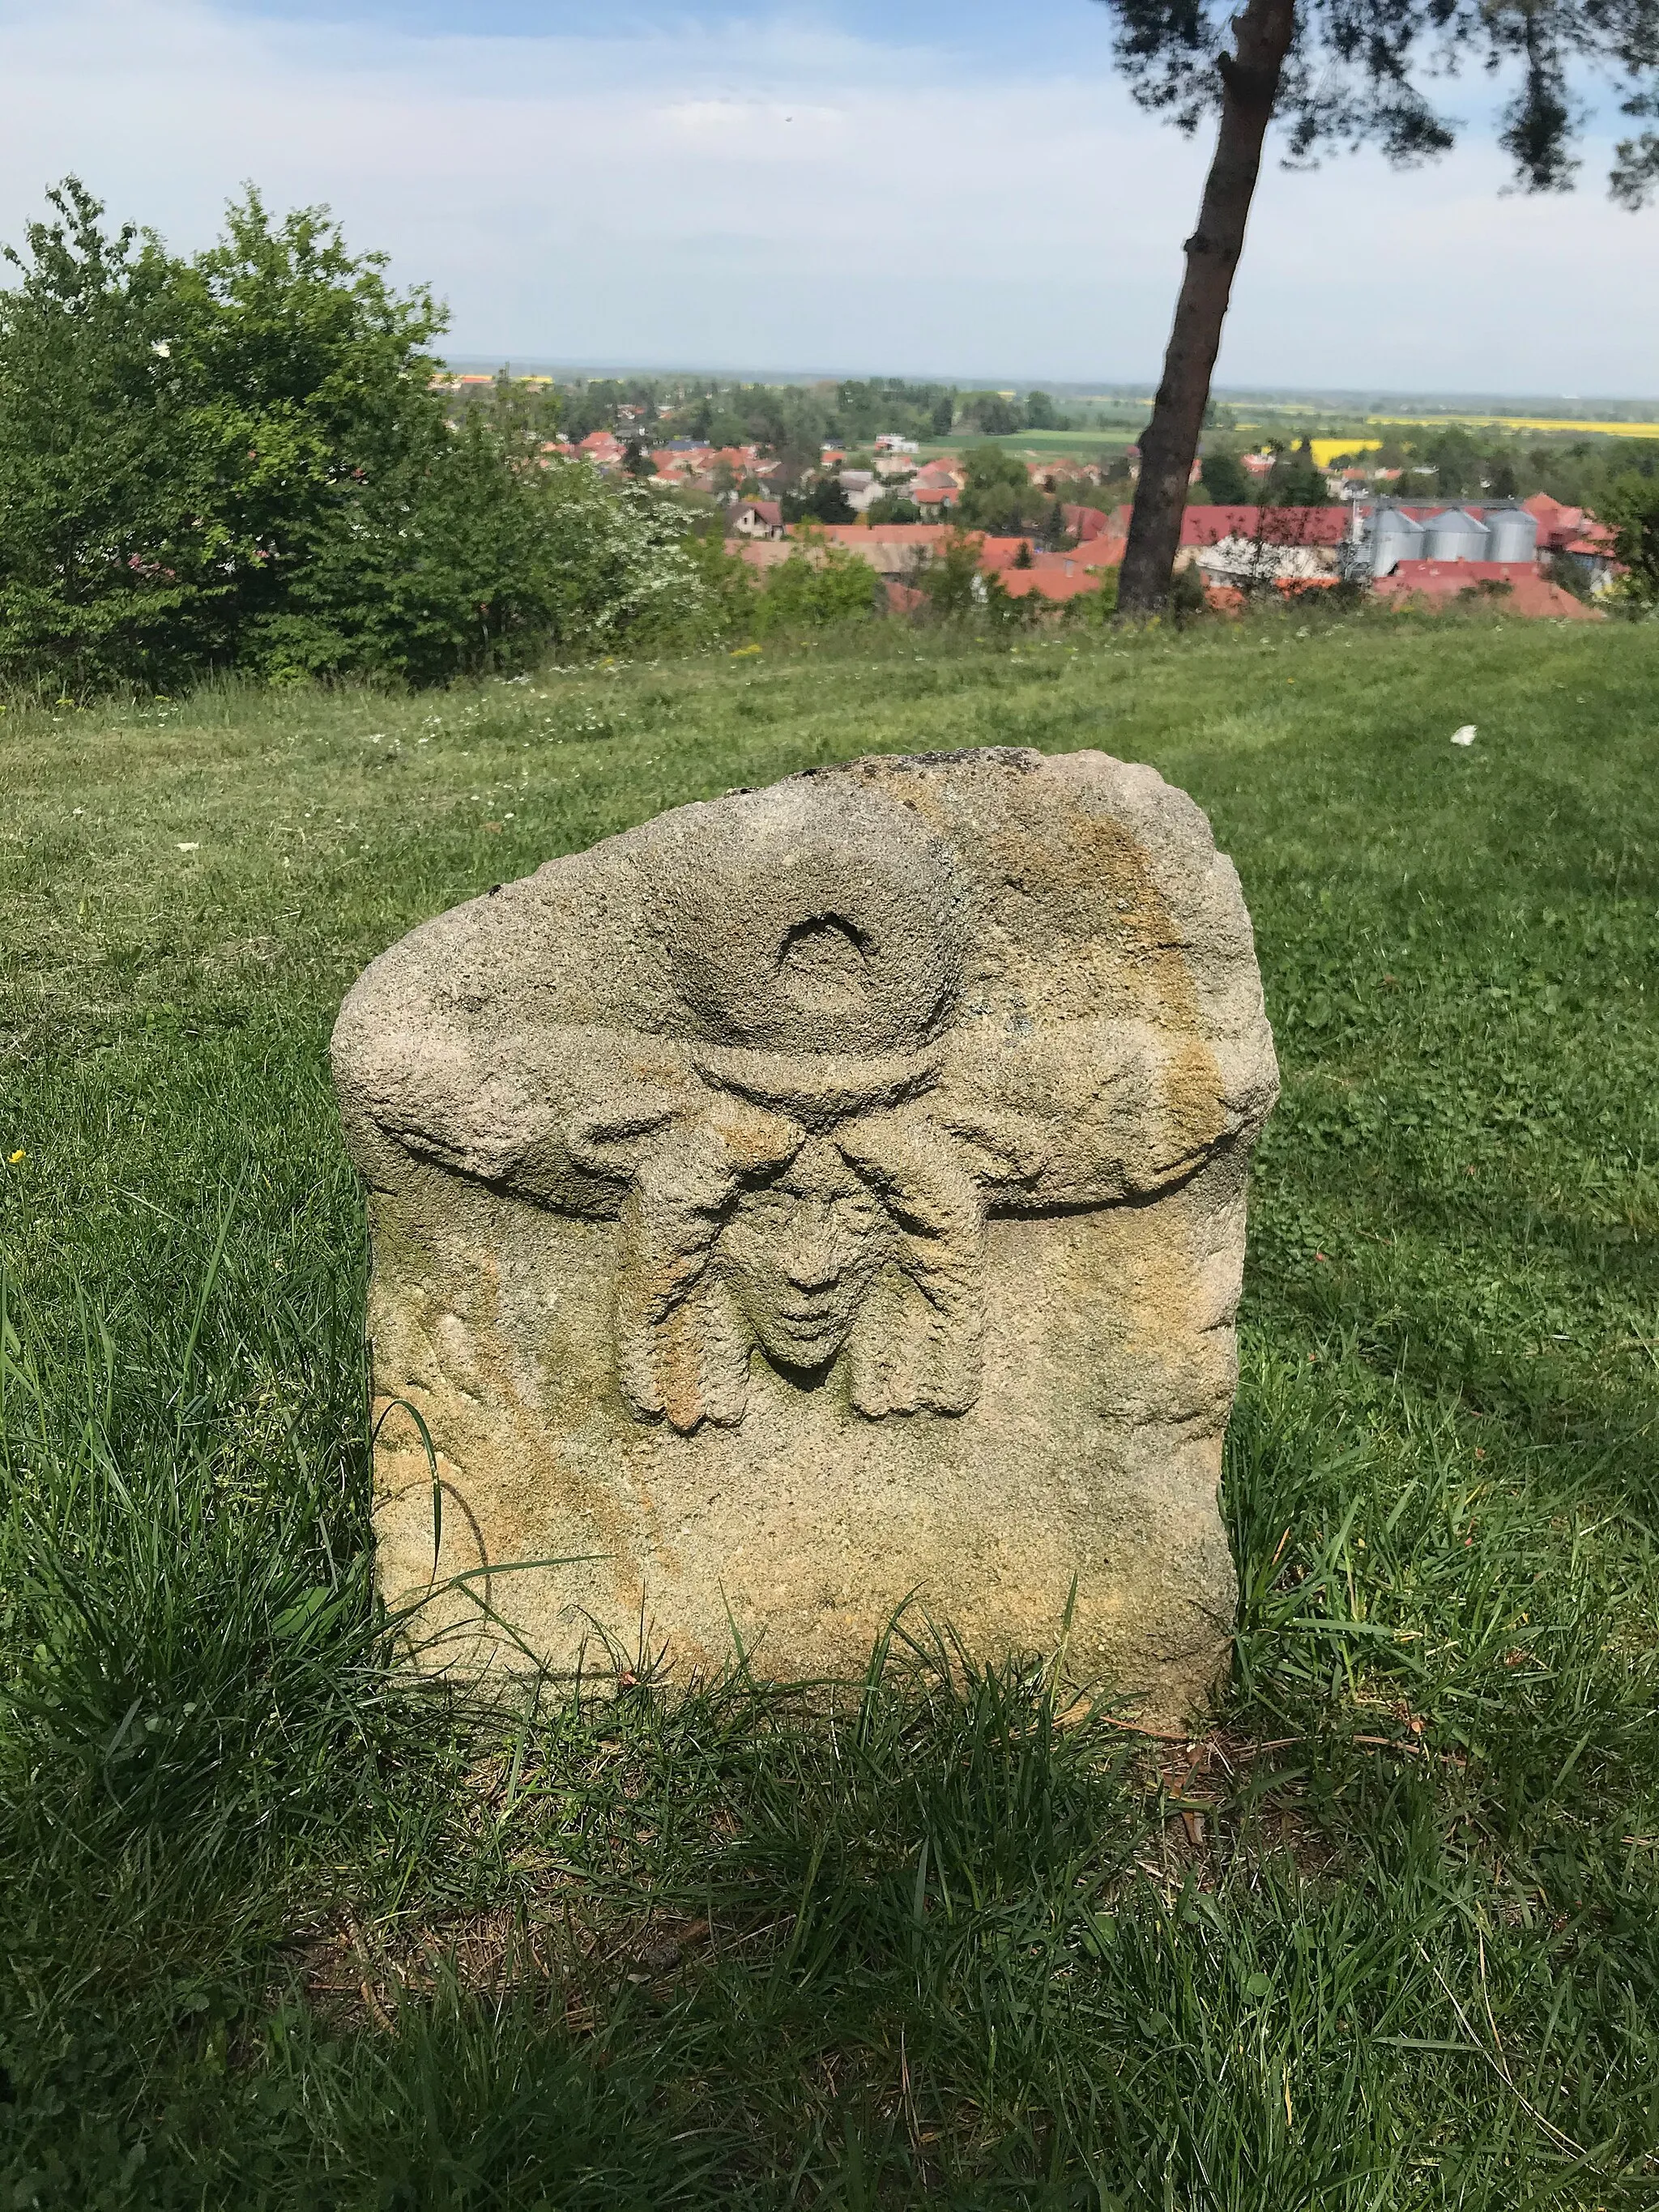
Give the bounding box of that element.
[332,747,1277,1728]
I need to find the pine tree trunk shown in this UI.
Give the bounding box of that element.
[1115,0,1297,618]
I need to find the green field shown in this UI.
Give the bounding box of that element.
[3,612,1657,2207]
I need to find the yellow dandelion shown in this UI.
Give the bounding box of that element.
[8,1149,24,1165]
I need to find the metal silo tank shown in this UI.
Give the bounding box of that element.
[1483,505,1537,563]
[1367,506,1424,577]
[1423,507,1490,560]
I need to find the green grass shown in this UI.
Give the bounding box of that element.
[2,610,1657,2209]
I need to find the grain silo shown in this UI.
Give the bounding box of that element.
[1423,507,1491,560]
[1367,506,1426,577]
[1482,505,1537,563]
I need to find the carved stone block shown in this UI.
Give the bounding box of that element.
[331,747,1277,1728]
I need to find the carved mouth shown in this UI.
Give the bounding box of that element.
[769,1302,847,1345]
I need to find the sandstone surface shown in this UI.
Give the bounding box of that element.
[332,747,1277,1728]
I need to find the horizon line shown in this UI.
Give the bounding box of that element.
[436,358,1659,410]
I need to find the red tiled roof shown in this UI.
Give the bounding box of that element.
[795,523,953,575]
[1522,492,1589,549]
[999,567,1111,602]
[1371,560,1601,619]
[737,540,796,573]
[816,523,948,546]
[979,535,1034,570]
[761,519,1120,600]
[1064,504,1113,542]
[1180,505,1350,546]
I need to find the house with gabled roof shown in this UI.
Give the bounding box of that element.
[731,500,785,539]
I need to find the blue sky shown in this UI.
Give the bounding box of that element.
[1,0,1654,394]
[234,2,1104,55]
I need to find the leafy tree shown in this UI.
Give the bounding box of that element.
[0,180,710,692]
[1599,471,1659,604]
[1199,450,1250,503]
[867,492,923,524]
[1051,474,1112,515]
[833,377,958,445]
[1026,390,1060,430]
[783,475,855,526]
[919,530,996,620]
[1263,437,1330,507]
[0,181,220,688]
[0,178,456,688]
[930,394,956,436]
[956,447,1035,534]
[1094,0,1659,614]
[1423,426,1484,499]
[962,392,1022,436]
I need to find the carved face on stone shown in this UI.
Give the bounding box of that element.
[714,1137,891,1373]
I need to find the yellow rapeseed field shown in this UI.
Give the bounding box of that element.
[1370,416,1659,439]
[1309,438,1381,467]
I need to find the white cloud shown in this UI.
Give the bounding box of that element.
[0,0,1653,390]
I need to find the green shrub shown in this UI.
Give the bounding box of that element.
[680,529,761,637]
[1062,564,1120,625]
[915,528,1026,628]
[747,535,880,635]
[1599,468,1659,607]
[0,181,710,693]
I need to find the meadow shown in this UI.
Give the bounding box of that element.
[2,608,1657,2209]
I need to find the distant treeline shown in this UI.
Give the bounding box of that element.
[1347,424,1659,512]
[523,377,1107,456]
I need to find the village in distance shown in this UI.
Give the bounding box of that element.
[437,366,1641,622]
